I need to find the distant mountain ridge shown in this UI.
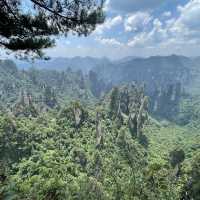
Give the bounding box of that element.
[11,54,200,95]
[2,55,200,120]
[15,56,111,74]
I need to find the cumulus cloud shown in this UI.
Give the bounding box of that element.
[47,0,200,59]
[124,12,152,32]
[96,37,123,46]
[127,0,200,48]
[94,15,123,34]
[127,18,168,48]
[167,0,200,46]
[162,11,172,18]
[174,0,200,31]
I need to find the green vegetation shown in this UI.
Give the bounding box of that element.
[0,0,104,58]
[0,1,199,198]
[0,56,199,200]
[0,71,199,199]
[0,60,99,111]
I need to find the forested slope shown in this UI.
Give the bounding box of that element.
[0,60,99,112]
[0,58,199,199]
[0,84,199,200]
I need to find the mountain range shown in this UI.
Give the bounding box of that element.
[15,55,200,95]
[1,54,200,121]
[15,56,111,74]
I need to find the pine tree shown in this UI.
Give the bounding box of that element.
[0,0,105,58]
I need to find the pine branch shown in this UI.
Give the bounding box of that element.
[30,0,80,22]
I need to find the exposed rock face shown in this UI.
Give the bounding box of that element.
[96,110,103,148]
[59,101,89,128]
[136,96,148,138]
[73,106,82,127]
[109,83,149,139]
[12,90,38,117]
[94,55,192,94]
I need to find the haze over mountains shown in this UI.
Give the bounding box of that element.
[14,55,200,94]
[15,55,198,72]
[15,56,111,74]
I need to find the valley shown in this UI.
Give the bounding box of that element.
[0,55,200,199]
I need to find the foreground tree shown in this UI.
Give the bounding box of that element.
[0,0,105,58]
[182,153,200,200]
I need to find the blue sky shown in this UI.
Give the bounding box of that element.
[46,0,200,59]
[4,0,200,60]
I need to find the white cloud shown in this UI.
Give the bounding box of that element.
[127,0,200,48]
[127,18,167,47]
[124,12,152,32]
[162,11,172,17]
[96,37,123,46]
[173,0,200,31]
[167,0,200,46]
[94,15,123,34]
[103,0,110,11]
[46,0,200,59]
[153,18,162,29]
[127,33,147,47]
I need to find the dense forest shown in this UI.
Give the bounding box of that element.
[0,57,199,200]
[0,0,200,199]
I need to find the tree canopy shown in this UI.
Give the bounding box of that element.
[0,0,105,58]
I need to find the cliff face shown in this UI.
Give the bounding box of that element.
[94,55,194,94]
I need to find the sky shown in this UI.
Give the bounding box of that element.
[3,0,200,60]
[44,0,200,59]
